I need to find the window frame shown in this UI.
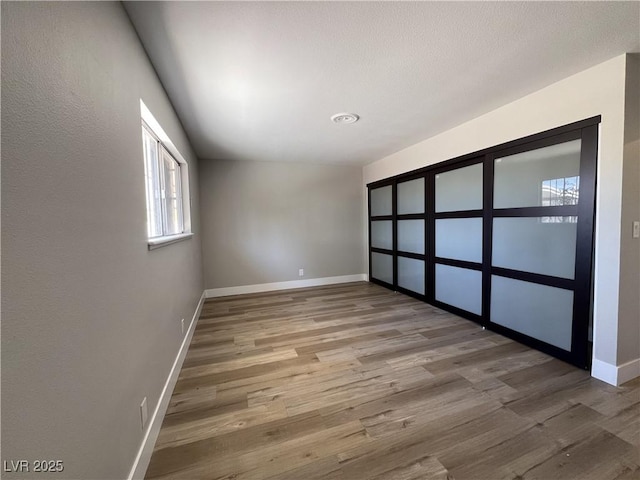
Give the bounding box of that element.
[140,100,192,249]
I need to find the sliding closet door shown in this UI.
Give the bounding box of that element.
[367,117,598,369]
[432,161,483,320]
[369,185,394,287]
[486,127,597,367]
[396,176,426,296]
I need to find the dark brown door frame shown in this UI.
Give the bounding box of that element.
[367,116,600,369]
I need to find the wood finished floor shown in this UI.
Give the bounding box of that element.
[146,282,640,480]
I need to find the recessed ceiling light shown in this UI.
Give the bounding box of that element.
[331,112,359,124]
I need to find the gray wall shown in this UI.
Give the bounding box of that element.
[1,2,203,479]
[618,53,640,365]
[200,159,364,288]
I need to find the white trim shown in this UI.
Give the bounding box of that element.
[140,99,187,165]
[591,358,618,385]
[591,357,640,386]
[617,358,640,385]
[205,274,368,298]
[128,291,206,480]
[148,232,194,250]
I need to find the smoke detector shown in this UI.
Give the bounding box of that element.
[331,112,359,124]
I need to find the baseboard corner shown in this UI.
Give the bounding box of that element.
[591,356,640,386]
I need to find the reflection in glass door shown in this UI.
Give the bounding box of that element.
[368,117,598,369]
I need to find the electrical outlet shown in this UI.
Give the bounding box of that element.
[140,397,148,430]
[181,318,185,334]
[633,221,640,239]
[299,268,304,277]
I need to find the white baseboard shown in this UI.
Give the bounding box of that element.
[617,358,640,385]
[128,291,206,480]
[205,274,368,298]
[591,357,640,386]
[591,358,618,385]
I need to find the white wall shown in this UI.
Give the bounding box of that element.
[199,159,365,291]
[1,2,203,478]
[618,54,640,369]
[364,54,635,385]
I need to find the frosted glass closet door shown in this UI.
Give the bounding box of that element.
[397,178,425,214]
[435,163,483,212]
[398,257,425,295]
[397,220,424,254]
[435,218,482,262]
[491,277,573,350]
[371,221,393,250]
[434,163,483,314]
[370,185,392,216]
[370,185,395,285]
[490,137,583,351]
[396,177,426,295]
[435,265,482,314]
[371,253,393,285]
[492,217,577,278]
[494,140,581,209]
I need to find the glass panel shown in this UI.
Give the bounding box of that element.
[494,139,581,209]
[398,178,425,214]
[435,264,482,314]
[142,127,163,238]
[491,276,573,351]
[370,185,392,216]
[160,147,183,235]
[435,163,483,212]
[398,257,425,294]
[397,220,425,254]
[492,217,577,279]
[371,252,393,285]
[371,221,393,250]
[435,218,482,263]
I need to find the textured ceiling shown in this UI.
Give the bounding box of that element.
[124,1,640,166]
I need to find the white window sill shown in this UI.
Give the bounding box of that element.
[148,232,193,250]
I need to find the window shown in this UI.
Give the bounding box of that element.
[541,176,579,223]
[541,176,580,206]
[140,100,191,248]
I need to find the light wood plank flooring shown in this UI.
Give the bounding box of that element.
[146,282,640,480]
